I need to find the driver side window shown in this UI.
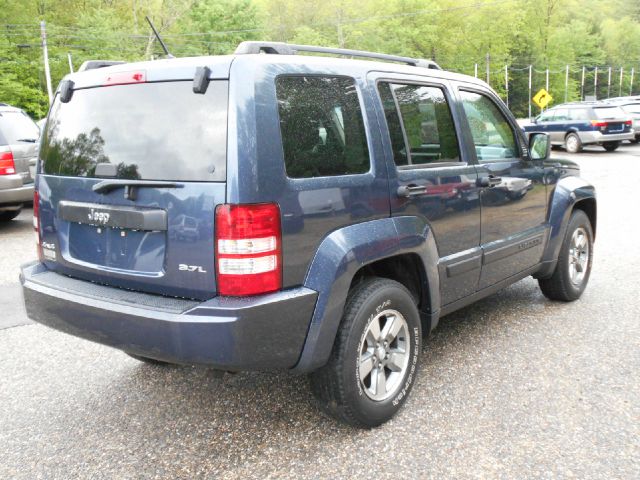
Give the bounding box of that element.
[460,90,518,162]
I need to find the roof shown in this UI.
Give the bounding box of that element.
[61,41,487,92]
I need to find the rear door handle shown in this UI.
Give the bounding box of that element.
[477,175,502,188]
[397,184,428,198]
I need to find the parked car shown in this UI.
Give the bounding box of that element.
[21,42,596,428]
[523,101,635,153]
[605,97,640,143]
[0,103,39,221]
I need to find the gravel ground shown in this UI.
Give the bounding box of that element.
[0,145,639,479]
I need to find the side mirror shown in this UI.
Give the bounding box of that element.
[529,132,551,161]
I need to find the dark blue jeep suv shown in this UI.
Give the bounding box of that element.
[21,42,596,427]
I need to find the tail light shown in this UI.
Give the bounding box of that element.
[0,147,16,175]
[33,190,43,261]
[215,203,282,296]
[590,120,608,128]
[625,119,632,126]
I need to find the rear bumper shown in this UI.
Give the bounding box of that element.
[20,262,317,370]
[0,175,33,207]
[578,130,635,144]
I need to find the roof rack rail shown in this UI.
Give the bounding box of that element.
[234,41,441,70]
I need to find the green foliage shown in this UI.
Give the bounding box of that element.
[0,0,639,120]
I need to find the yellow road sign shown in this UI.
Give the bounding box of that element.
[533,89,552,109]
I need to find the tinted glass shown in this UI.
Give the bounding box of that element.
[276,76,370,178]
[460,90,518,162]
[592,106,626,119]
[569,108,589,121]
[42,81,228,181]
[0,111,40,146]
[379,83,459,167]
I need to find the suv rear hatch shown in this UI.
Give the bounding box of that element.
[38,69,228,300]
[591,105,632,135]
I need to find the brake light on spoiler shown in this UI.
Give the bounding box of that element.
[215,203,282,296]
[103,70,146,86]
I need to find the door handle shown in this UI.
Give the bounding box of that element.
[477,175,502,188]
[397,184,427,198]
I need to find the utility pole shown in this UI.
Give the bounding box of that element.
[504,64,509,108]
[528,65,532,119]
[486,52,490,85]
[607,66,612,98]
[564,65,569,103]
[67,52,74,73]
[40,20,53,105]
[474,63,478,78]
[580,66,585,101]
[630,68,635,96]
[594,66,598,99]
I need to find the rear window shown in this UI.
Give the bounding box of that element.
[0,111,40,146]
[41,81,228,181]
[592,106,626,120]
[622,104,640,114]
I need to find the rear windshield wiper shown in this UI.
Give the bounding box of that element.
[16,138,37,143]
[92,179,181,200]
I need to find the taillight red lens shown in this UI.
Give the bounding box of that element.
[0,148,16,175]
[625,119,632,126]
[215,203,282,296]
[104,70,146,86]
[33,190,43,261]
[590,120,608,128]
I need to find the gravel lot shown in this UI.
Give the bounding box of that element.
[1,145,639,479]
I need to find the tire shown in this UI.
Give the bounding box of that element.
[603,141,620,152]
[0,209,21,222]
[310,277,422,428]
[126,352,171,365]
[538,210,593,302]
[565,133,582,153]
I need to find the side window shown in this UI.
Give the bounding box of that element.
[538,110,555,122]
[554,108,569,121]
[460,90,518,162]
[275,76,370,178]
[378,82,460,167]
[569,108,589,121]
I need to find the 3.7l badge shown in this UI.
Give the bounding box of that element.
[179,264,207,273]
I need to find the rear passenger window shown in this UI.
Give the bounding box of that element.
[275,76,370,178]
[378,82,459,167]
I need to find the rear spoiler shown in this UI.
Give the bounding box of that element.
[77,60,126,72]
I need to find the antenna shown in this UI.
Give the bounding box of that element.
[145,16,174,58]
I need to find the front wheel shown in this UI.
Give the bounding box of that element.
[603,141,620,152]
[538,210,593,301]
[310,278,422,428]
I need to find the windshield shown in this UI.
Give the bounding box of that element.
[592,106,626,120]
[41,80,228,181]
[621,104,640,115]
[0,111,40,145]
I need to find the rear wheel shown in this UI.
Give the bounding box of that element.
[0,209,21,222]
[538,210,593,302]
[310,277,422,428]
[603,141,620,152]
[565,133,582,153]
